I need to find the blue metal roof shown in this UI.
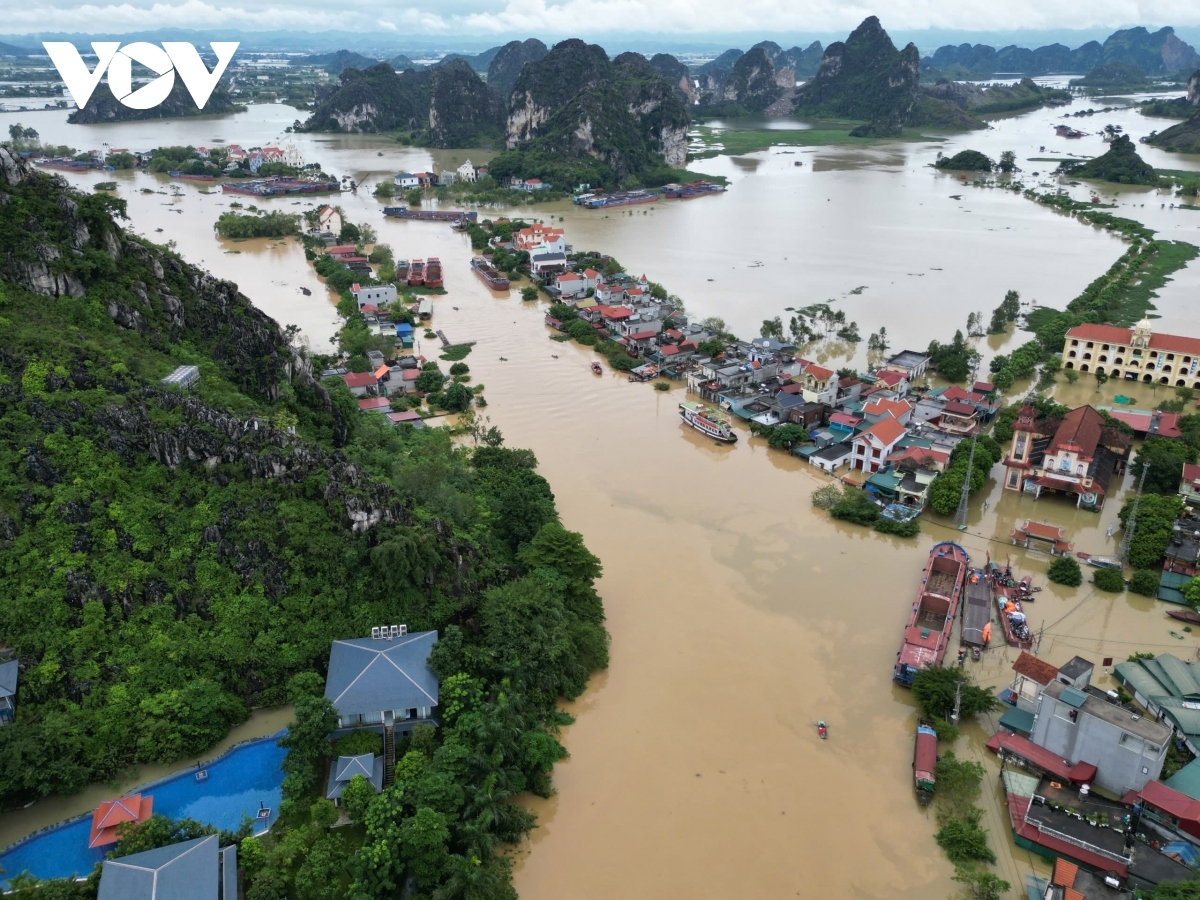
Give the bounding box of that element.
[1060,687,1089,709]
[98,835,219,900]
[0,659,16,698]
[324,631,439,718]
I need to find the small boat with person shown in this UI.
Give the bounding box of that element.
[1168,608,1200,626]
[678,401,737,442]
[817,720,828,740]
[914,719,938,804]
[591,361,603,375]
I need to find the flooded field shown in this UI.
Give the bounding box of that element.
[5,93,1200,896]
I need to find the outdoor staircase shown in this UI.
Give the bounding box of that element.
[383,721,396,786]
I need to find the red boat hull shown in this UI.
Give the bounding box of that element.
[895,542,969,686]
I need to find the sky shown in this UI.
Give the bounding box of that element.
[6,0,1200,41]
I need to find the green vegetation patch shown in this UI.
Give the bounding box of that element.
[215,211,300,239]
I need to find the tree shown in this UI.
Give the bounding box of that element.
[1048,556,1082,587]
[340,774,376,824]
[441,382,474,413]
[1093,567,1125,592]
[449,362,470,377]
[520,287,539,301]
[760,317,783,339]
[1130,569,1161,597]
[278,696,338,800]
[400,807,452,889]
[911,668,999,725]
[406,188,423,207]
[1095,369,1109,390]
[998,150,1017,174]
[1134,879,1200,899]
[696,338,725,357]
[700,316,726,335]
[415,366,446,394]
[1132,436,1196,495]
[1120,493,1185,570]
[766,424,809,450]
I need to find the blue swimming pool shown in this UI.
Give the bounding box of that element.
[0,731,287,887]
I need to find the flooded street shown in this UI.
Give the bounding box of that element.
[6,93,1200,895]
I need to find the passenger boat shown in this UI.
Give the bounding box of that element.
[914,719,938,805]
[471,257,510,290]
[1168,609,1200,626]
[990,562,1033,649]
[408,259,425,286]
[661,180,726,199]
[678,401,737,442]
[584,189,659,209]
[893,542,969,686]
[424,257,443,288]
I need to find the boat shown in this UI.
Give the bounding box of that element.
[914,718,939,794]
[961,567,991,648]
[1085,556,1123,571]
[914,720,938,805]
[678,401,737,442]
[221,177,339,196]
[471,257,510,290]
[1168,609,1200,626]
[583,189,659,209]
[662,180,726,199]
[395,260,409,283]
[893,542,969,686]
[168,171,215,182]
[1053,124,1087,139]
[424,257,443,288]
[817,720,828,740]
[408,259,425,286]
[989,563,1033,649]
[591,362,603,375]
[382,206,479,223]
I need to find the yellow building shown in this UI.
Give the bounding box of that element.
[1062,319,1200,388]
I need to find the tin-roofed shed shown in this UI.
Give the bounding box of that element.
[161,365,200,389]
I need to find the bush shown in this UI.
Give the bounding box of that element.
[936,811,996,864]
[334,729,382,758]
[653,381,670,391]
[811,483,844,510]
[1093,567,1126,592]
[1129,569,1161,597]
[448,362,470,377]
[874,517,920,537]
[521,286,539,301]
[830,489,880,526]
[1048,556,1083,587]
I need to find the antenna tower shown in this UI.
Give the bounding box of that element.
[954,434,978,529]
[1119,464,1149,562]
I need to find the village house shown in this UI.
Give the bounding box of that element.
[1114,653,1200,755]
[98,834,236,900]
[1181,464,1200,507]
[1008,652,1060,718]
[939,400,980,436]
[883,350,930,382]
[807,443,853,473]
[351,283,397,309]
[357,397,392,415]
[314,205,342,236]
[797,362,838,405]
[872,368,908,397]
[456,159,476,183]
[342,371,380,397]
[393,172,419,190]
[514,224,566,254]
[1062,318,1200,388]
[0,659,16,726]
[325,628,439,736]
[327,753,384,805]
[555,271,586,297]
[1002,404,1131,508]
[850,415,906,473]
[894,468,937,509]
[530,251,567,278]
[862,397,913,427]
[439,170,456,186]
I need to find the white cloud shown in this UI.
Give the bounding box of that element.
[7,0,1200,37]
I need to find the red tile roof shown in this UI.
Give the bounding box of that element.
[342,371,378,389]
[941,385,971,402]
[90,795,153,848]
[627,330,657,341]
[779,383,804,394]
[855,415,906,447]
[874,369,904,386]
[829,412,862,427]
[601,306,633,320]
[804,364,834,382]
[1067,323,1133,344]
[1049,405,1105,457]
[373,364,390,379]
[985,731,1097,784]
[1105,409,1182,439]
[1148,333,1200,355]
[1020,521,1070,541]
[558,272,582,282]
[358,397,391,411]
[1184,463,1200,486]
[660,344,680,356]
[943,400,978,416]
[1140,780,1200,824]
[1052,858,1079,889]
[1012,651,1058,685]
[388,410,423,423]
[973,381,995,393]
[864,398,911,419]
[401,369,420,381]
[886,446,950,467]
[584,268,600,278]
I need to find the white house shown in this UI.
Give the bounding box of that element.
[457,159,476,183]
[352,283,398,309]
[316,205,342,236]
[394,172,419,190]
[850,415,906,473]
[556,272,586,297]
[809,443,853,473]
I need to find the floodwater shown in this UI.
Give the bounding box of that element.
[4,95,1200,896]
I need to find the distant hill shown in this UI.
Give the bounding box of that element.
[923,78,1070,116]
[491,40,690,187]
[67,80,244,124]
[1069,61,1150,89]
[925,25,1200,78]
[649,53,698,104]
[300,59,504,147]
[794,16,981,130]
[1145,73,1200,153]
[0,41,34,57]
[304,49,379,74]
[698,47,786,114]
[486,39,548,100]
[389,54,421,71]
[441,45,503,74]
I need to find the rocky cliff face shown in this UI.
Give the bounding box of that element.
[427,58,505,147]
[502,42,690,175]
[1189,70,1200,105]
[649,53,698,104]
[0,148,349,443]
[721,47,784,111]
[67,80,244,124]
[486,39,549,103]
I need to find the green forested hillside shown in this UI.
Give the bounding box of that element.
[0,151,608,897]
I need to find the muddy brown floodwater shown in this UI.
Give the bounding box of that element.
[6,95,1200,896]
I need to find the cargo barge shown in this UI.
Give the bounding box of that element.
[424,257,443,288]
[383,207,479,223]
[894,542,969,686]
[408,259,425,286]
[221,177,340,196]
[471,257,510,290]
[583,189,659,209]
[168,171,215,182]
[914,720,938,804]
[662,180,726,199]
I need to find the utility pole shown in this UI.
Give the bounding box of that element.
[954,434,978,530]
[1119,465,1149,563]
